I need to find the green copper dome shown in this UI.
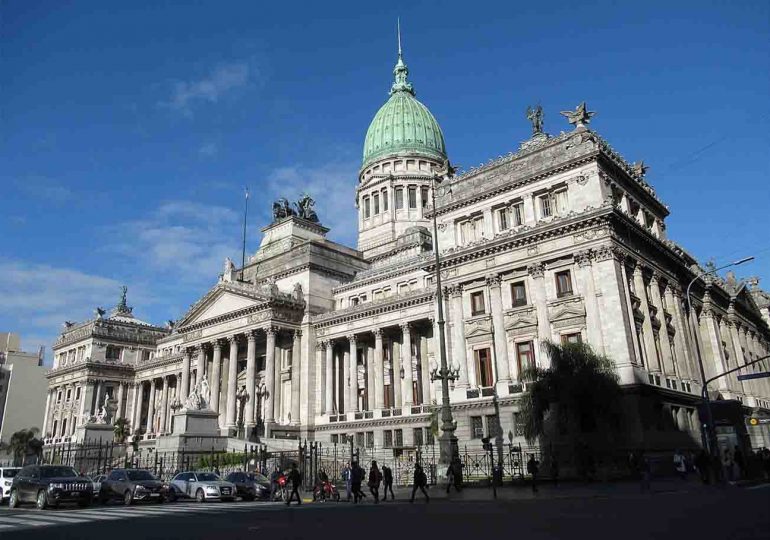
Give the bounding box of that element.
[362,52,446,169]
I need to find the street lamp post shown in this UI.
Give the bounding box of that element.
[685,256,753,458]
[429,162,460,466]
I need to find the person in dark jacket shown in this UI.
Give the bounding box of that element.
[382,465,395,501]
[368,461,382,503]
[445,458,463,494]
[269,466,282,501]
[351,461,365,503]
[527,455,539,493]
[410,464,429,503]
[286,463,302,506]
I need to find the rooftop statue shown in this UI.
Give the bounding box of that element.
[632,160,649,177]
[526,104,544,135]
[560,102,596,128]
[272,198,296,220]
[295,194,319,222]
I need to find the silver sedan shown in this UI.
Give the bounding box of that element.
[168,471,236,502]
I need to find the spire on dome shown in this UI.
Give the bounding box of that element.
[391,19,414,96]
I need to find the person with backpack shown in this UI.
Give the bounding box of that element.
[368,460,382,503]
[341,462,352,501]
[382,465,395,501]
[445,457,463,494]
[351,461,365,504]
[410,464,429,503]
[286,463,302,506]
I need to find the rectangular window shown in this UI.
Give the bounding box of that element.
[511,281,527,307]
[636,327,646,367]
[554,189,568,214]
[350,297,359,307]
[471,291,486,315]
[471,416,483,439]
[413,427,424,446]
[497,208,509,231]
[408,187,417,209]
[539,195,553,218]
[356,432,365,447]
[475,348,494,387]
[331,434,339,444]
[384,430,393,448]
[364,197,371,219]
[373,193,380,214]
[421,186,429,208]
[394,429,403,447]
[366,431,374,448]
[486,415,500,438]
[395,188,404,209]
[425,427,434,445]
[561,333,582,344]
[66,388,72,401]
[511,201,524,226]
[75,387,81,400]
[555,270,573,297]
[516,341,534,377]
[382,190,388,211]
[513,412,524,436]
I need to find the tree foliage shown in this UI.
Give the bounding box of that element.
[113,417,130,443]
[519,341,622,446]
[0,427,43,466]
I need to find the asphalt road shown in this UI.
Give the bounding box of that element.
[2,486,768,540]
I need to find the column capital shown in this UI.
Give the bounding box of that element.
[347,333,357,343]
[594,244,625,262]
[527,262,545,279]
[228,334,239,345]
[447,284,463,298]
[485,274,502,288]
[265,325,278,336]
[373,328,383,339]
[650,272,661,285]
[293,329,303,339]
[574,249,593,268]
[399,322,411,333]
[247,330,258,342]
[210,339,223,350]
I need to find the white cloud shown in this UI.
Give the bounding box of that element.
[264,161,359,246]
[199,141,218,157]
[165,62,251,114]
[14,176,74,205]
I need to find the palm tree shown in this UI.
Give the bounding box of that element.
[0,428,43,466]
[519,341,623,473]
[113,417,130,443]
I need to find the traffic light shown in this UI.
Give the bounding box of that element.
[481,437,492,451]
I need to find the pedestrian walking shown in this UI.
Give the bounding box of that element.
[673,449,687,480]
[527,455,539,493]
[639,452,651,493]
[723,449,735,482]
[341,462,352,501]
[368,460,382,503]
[445,457,463,494]
[382,465,395,501]
[286,463,302,506]
[733,446,745,480]
[551,455,559,487]
[410,464,429,503]
[694,449,710,484]
[269,465,281,501]
[351,461,365,504]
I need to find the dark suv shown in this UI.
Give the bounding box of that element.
[100,468,167,505]
[9,465,92,509]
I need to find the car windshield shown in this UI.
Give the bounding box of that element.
[126,470,156,481]
[3,469,20,478]
[196,473,220,481]
[248,473,269,483]
[41,467,78,478]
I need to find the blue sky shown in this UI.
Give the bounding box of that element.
[2,1,768,361]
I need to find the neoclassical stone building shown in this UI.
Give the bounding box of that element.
[45,45,770,453]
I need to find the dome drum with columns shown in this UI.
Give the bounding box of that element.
[43,31,770,460]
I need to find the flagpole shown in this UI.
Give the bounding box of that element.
[241,187,249,278]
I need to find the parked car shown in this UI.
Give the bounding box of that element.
[8,465,92,509]
[90,474,106,499]
[168,471,236,502]
[1,467,21,503]
[224,471,271,501]
[99,469,168,505]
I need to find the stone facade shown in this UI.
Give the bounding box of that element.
[43,48,770,454]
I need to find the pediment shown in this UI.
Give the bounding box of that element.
[465,318,493,338]
[548,301,586,322]
[177,284,271,329]
[504,310,538,330]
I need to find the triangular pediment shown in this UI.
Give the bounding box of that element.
[465,319,492,337]
[177,283,272,329]
[549,303,586,322]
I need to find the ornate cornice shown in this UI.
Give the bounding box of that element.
[313,288,435,328]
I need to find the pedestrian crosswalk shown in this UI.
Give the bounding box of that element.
[0,501,283,532]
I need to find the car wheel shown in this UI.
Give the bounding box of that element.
[36,490,48,510]
[8,490,19,509]
[123,490,133,506]
[195,489,205,503]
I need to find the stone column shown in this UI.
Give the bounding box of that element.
[264,327,277,423]
[180,348,191,400]
[401,323,414,407]
[649,273,675,376]
[290,330,302,424]
[347,335,358,413]
[528,263,551,366]
[619,260,643,365]
[420,331,431,405]
[93,380,104,416]
[132,383,143,433]
[576,251,604,353]
[42,390,52,436]
[245,331,257,432]
[226,336,239,429]
[449,285,469,388]
[487,275,511,388]
[210,340,222,414]
[374,329,384,410]
[160,376,170,433]
[365,341,375,410]
[78,381,92,423]
[325,341,334,414]
[146,379,156,434]
[392,337,403,407]
[196,345,206,387]
[116,382,125,420]
[666,286,692,380]
[632,263,660,372]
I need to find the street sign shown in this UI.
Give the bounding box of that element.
[747,417,770,426]
[737,372,770,381]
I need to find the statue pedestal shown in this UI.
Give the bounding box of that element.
[155,409,227,453]
[75,423,114,444]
